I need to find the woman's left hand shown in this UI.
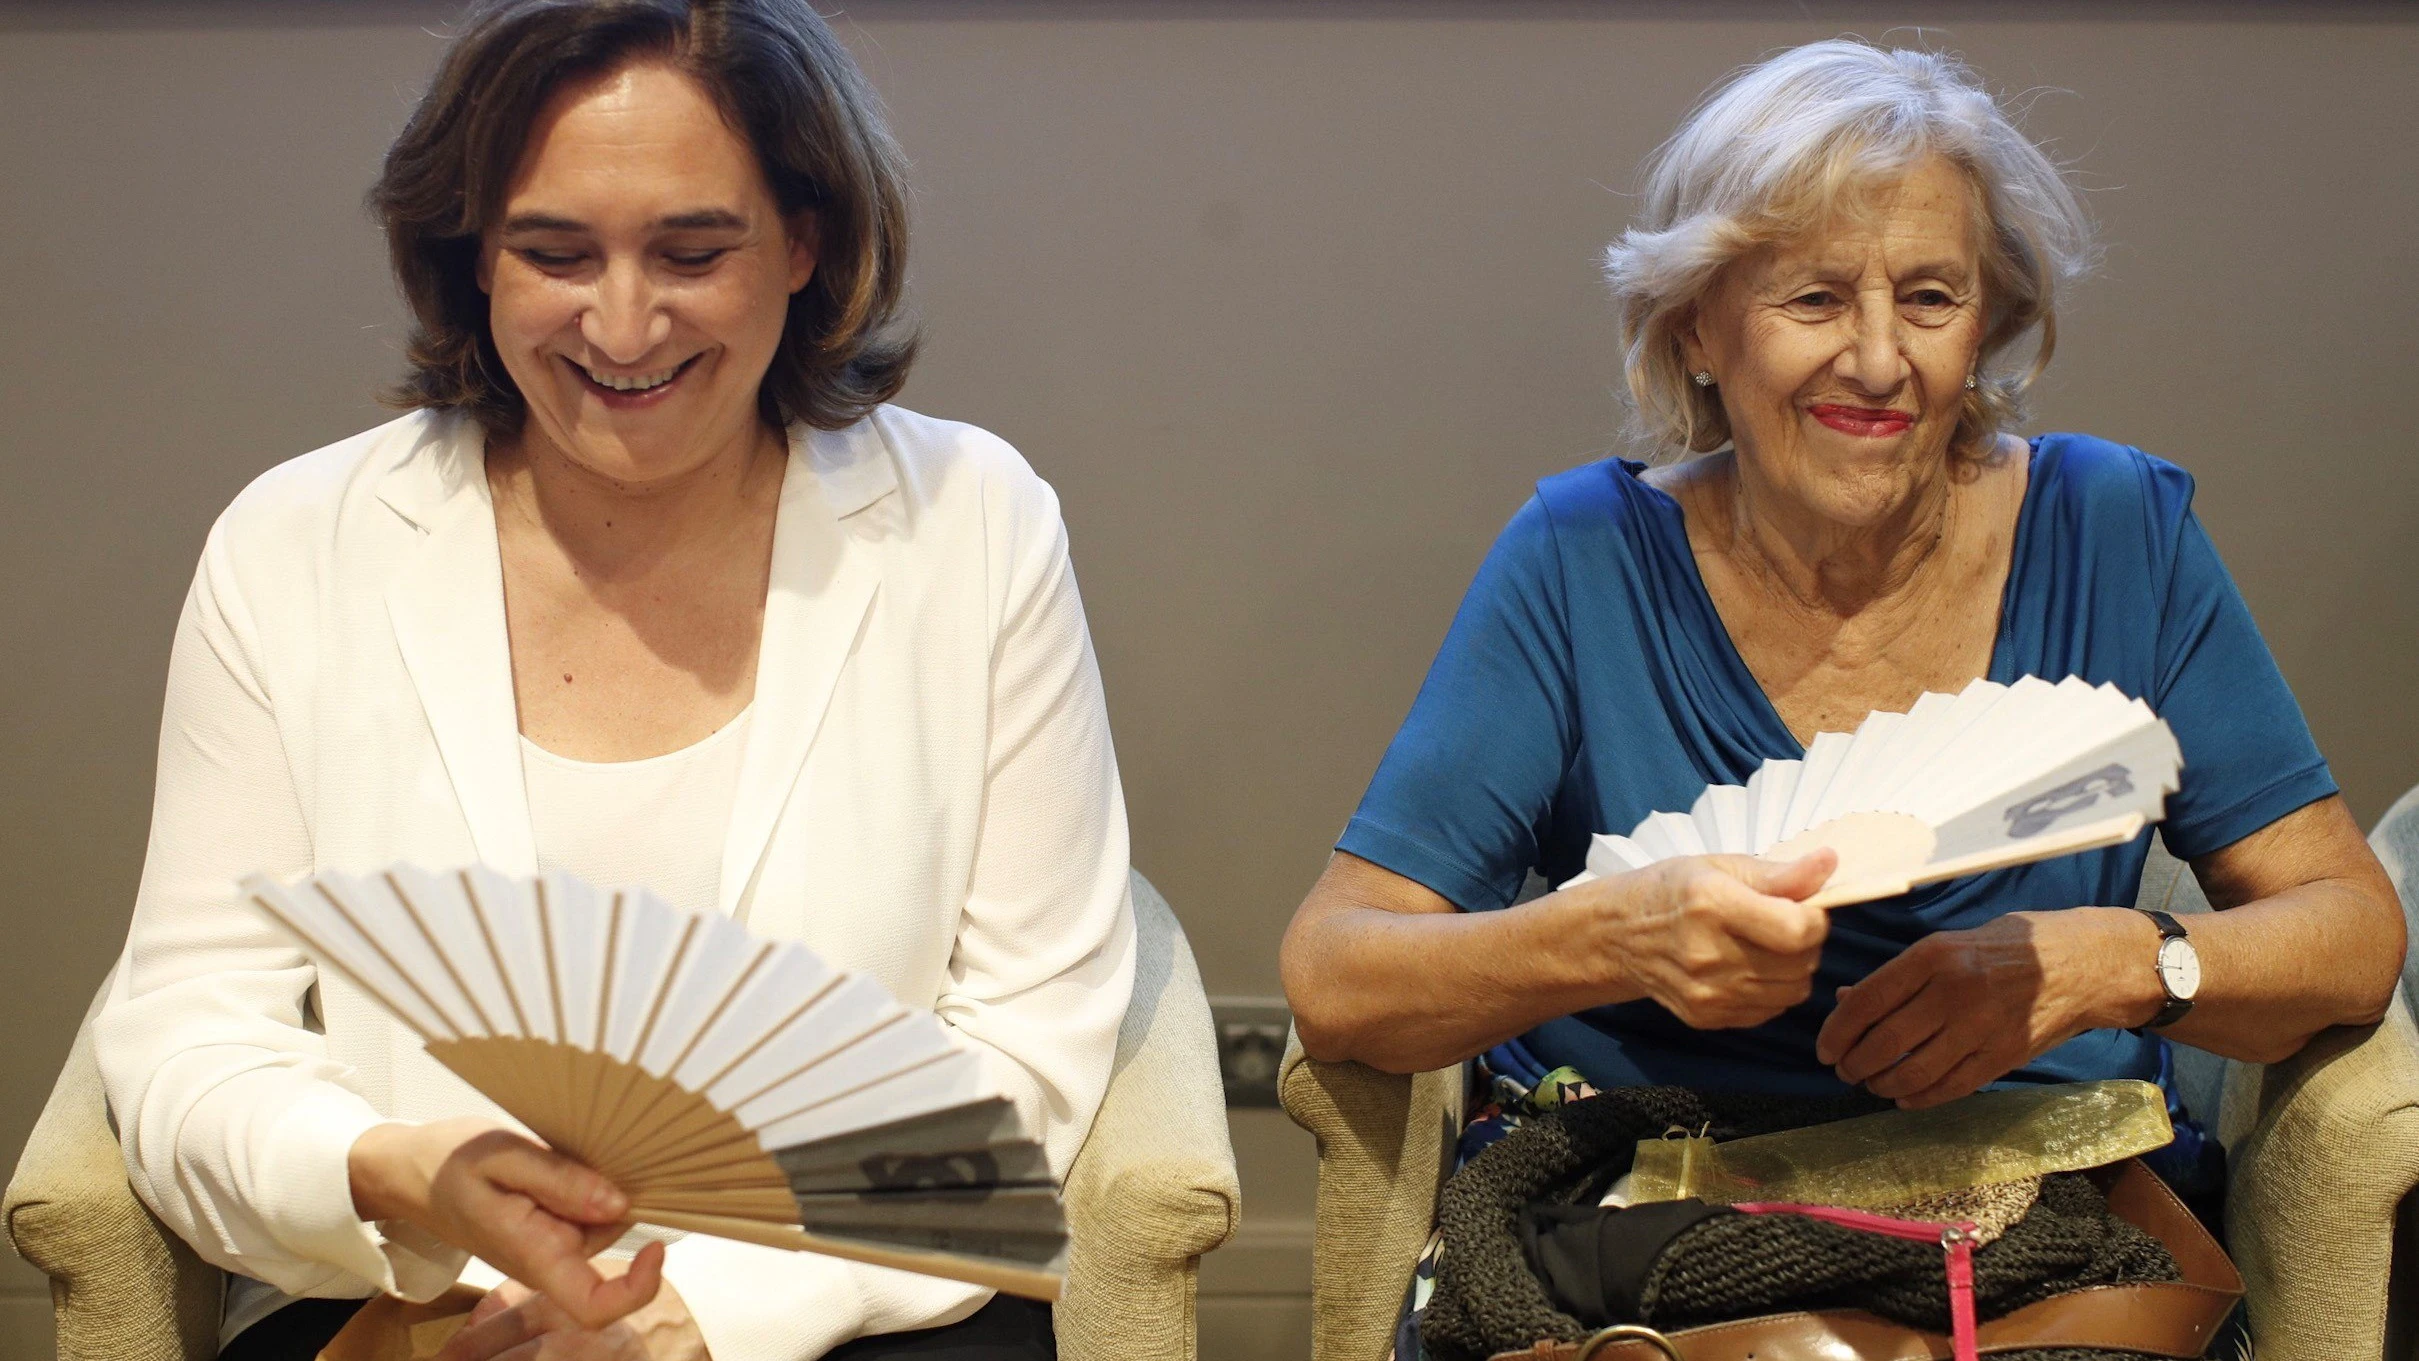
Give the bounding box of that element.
[438,1258,710,1361]
[1815,907,2159,1109]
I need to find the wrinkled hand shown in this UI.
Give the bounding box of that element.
[438,1261,707,1361]
[348,1118,662,1330]
[1579,850,1835,1030]
[1816,908,2157,1108]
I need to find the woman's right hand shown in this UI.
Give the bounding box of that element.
[1282,846,1836,1072]
[348,1117,663,1329]
[1569,851,1834,1030]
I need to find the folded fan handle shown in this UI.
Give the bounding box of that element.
[1804,812,2146,911]
[635,1208,1065,1302]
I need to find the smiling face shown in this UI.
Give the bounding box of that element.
[1683,154,1988,527]
[478,60,814,482]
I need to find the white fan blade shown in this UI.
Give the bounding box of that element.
[1809,710,1910,826]
[1629,809,1704,860]
[1583,834,1657,877]
[639,911,768,1078]
[735,1014,960,1135]
[460,865,553,1043]
[773,1096,1045,1188]
[241,873,460,1041]
[671,942,836,1092]
[1746,760,1801,854]
[752,1046,988,1151]
[540,874,613,1050]
[1928,720,2179,863]
[385,865,518,1039]
[1778,730,1853,841]
[602,889,688,1063]
[1692,783,1752,855]
[1933,677,2126,815]
[1889,675,2062,818]
[704,973,906,1113]
[326,872,483,1040]
[1861,679,2005,814]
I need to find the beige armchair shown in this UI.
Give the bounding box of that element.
[5,870,1238,1361]
[1280,835,2419,1361]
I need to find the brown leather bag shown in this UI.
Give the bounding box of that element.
[1486,1159,2243,1361]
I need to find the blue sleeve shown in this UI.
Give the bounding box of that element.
[2149,486,2338,859]
[1338,496,1579,912]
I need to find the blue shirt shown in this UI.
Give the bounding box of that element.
[1338,434,2336,1095]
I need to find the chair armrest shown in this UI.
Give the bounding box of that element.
[1059,873,1240,1361]
[2218,990,2419,1361]
[4,974,219,1361]
[1277,1031,1460,1361]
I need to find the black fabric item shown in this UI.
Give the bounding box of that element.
[1419,1087,2183,1361]
[216,1297,367,1360]
[1521,1199,1735,1322]
[823,1295,1056,1361]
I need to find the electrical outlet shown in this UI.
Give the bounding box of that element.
[1208,996,1291,1108]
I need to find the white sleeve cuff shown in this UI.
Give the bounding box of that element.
[248,1092,467,1300]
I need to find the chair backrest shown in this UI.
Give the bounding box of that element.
[2369,784,2419,1015]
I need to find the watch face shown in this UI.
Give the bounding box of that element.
[2157,938,2202,1000]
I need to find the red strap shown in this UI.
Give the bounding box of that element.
[1734,1204,1980,1361]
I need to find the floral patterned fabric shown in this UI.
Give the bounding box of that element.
[1392,1040,1595,1361]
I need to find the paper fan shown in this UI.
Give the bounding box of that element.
[1566,676,2182,909]
[242,866,1066,1300]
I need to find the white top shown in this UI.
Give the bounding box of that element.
[521,706,755,917]
[219,710,757,1344]
[95,407,1136,1361]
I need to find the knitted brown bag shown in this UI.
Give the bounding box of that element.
[1414,1087,2240,1361]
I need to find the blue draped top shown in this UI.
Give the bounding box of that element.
[1338,434,2336,1095]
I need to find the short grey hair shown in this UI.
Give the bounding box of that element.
[1603,40,2096,459]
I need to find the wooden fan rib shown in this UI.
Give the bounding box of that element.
[246,888,445,1046]
[386,870,500,1041]
[616,1061,887,1188]
[745,1047,981,1159]
[586,913,705,1166]
[622,913,701,1069]
[533,878,572,1042]
[629,1185,799,1221]
[575,893,632,1157]
[310,881,472,1040]
[521,878,577,1142]
[605,943,780,1171]
[601,1086,760,1183]
[457,870,533,1036]
[630,1210,1063,1302]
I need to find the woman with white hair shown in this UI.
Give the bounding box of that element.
[1282,38,2399,1193]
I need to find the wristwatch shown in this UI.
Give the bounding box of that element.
[2139,909,2200,1029]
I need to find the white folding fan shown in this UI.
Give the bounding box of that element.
[242,866,1067,1300]
[1564,676,2182,908]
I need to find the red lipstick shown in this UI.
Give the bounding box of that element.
[1808,404,1913,438]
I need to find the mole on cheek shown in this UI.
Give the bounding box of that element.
[563,673,574,684]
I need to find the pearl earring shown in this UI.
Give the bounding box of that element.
[1692,371,1715,388]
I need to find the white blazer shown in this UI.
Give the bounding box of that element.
[92,406,1137,1359]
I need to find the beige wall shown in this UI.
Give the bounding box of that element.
[4,4,2414,1356]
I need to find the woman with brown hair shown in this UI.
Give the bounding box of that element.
[91,3,1133,1358]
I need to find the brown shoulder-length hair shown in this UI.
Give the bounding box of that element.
[372,0,915,435]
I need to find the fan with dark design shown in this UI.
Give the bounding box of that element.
[244,865,1067,1300]
[1564,676,2182,907]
